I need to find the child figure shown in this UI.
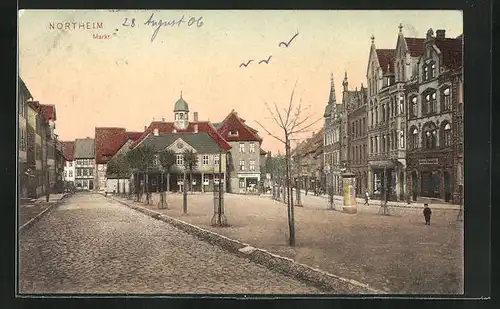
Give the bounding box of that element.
[423,203,432,225]
[364,191,370,205]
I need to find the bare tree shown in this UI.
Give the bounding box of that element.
[255,82,323,247]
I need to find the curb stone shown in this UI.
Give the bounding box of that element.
[19,193,71,235]
[107,195,386,294]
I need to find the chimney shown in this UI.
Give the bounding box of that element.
[144,125,147,131]
[162,117,165,122]
[436,29,446,39]
[193,112,198,122]
[194,124,198,133]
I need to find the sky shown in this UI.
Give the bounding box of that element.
[19,10,462,154]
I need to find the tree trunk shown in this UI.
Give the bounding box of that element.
[183,172,188,213]
[190,172,193,193]
[284,136,295,247]
[117,178,120,195]
[167,172,170,193]
[145,169,150,204]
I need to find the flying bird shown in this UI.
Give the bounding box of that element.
[259,55,272,64]
[279,31,299,48]
[239,60,254,67]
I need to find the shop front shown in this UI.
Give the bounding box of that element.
[407,156,454,202]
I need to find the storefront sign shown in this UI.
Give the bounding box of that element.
[419,158,439,165]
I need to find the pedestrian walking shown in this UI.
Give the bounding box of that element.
[423,203,432,225]
[364,191,370,205]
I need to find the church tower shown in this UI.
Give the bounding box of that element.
[173,91,189,130]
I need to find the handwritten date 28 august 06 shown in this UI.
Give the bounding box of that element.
[121,13,204,42]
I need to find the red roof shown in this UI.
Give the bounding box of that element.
[61,141,75,161]
[95,127,129,164]
[435,37,463,71]
[376,49,395,74]
[404,38,425,57]
[131,121,231,150]
[127,131,143,141]
[39,104,56,122]
[216,111,263,142]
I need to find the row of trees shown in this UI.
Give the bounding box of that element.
[105,146,199,211]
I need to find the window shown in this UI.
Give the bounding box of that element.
[153,128,159,136]
[423,65,429,81]
[400,131,405,149]
[239,143,245,153]
[442,88,451,111]
[423,123,437,149]
[431,92,437,114]
[411,128,419,149]
[89,168,93,176]
[76,180,82,187]
[64,170,67,177]
[214,154,220,165]
[69,170,73,177]
[411,96,418,117]
[443,123,452,147]
[431,63,436,78]
[69,161,73,167]
[76,168,82,176]
[177,175,183,184]
[229,130,239,137]
[249,142,255,153]
[83,169,88,176]
[239,178,245,188]
[382,136,386,153]
[239,160,245,171]
[249,160,255,171]
[370,137,373,154]
[382,105,385,122]
[423,93,431,115]
[203,174,209,184]
[202,155,209,165]
[176,154,183,165]
[214,174,220,184]
[375,106,378,124]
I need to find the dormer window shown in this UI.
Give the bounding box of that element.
[153,128,159,136]
[229,130,239,137]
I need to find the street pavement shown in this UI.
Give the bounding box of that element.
[19,193,322,294]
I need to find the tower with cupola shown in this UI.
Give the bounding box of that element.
[174,91,189,130]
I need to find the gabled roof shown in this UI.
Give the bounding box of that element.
[132,121,231,151]
[216,110,263,142]
[435,37,463,71]
[376,49,395,74]
[74,138,95,158]
[260,148,268,156]
[19,78,33,100]
[127,131,143,141]
[140,132,225,154]
[95,127,129,164]
[61,141,75,161]
[404,38,425,57]
[39,104,56,122]
[292,128,324,158]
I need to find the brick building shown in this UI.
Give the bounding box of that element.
[405,29,463,203]
[343,72,368,196]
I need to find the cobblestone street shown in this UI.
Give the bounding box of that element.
[19,193,322,294]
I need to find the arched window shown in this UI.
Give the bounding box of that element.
[399,95,405,114]
[442,87,451,111]
[431,63,436,78]
[423,93,431,115]
[431,92,437,113]
[423,122,437,149]
[411,128,419,149]
[443,123,452,147]
[375,106,378,124]
[400,130,405,149]
[382,104,386,122]
[411,96,418,117]
[423,65,429,81]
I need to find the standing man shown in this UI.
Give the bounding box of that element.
[364,191,370,205]
[423,203,432,225]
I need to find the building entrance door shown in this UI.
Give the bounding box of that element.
[89,180,94,190]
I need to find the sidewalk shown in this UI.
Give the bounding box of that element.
[113,192,463,294]
[293,189,460,210]
[20,193,69,227]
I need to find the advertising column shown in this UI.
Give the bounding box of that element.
[342,172,357,214]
